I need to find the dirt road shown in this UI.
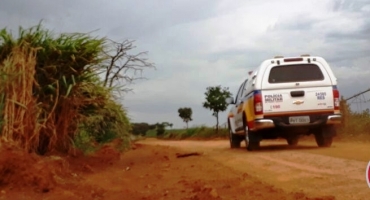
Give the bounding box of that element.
[1,137,369,200]
[140,138,370,199]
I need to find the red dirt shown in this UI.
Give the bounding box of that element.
[0,137,368,200]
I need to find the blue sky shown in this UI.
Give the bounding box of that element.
[1,0,370,128]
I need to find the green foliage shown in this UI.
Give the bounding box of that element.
[145,129,157,137]
[178,107,192,128]
[73,128,98,154]
[0,22,135,154]
[131,122,155,136]
[338,98,370,141]
[203,85,232,133]
[162,126,228,140]
[0,23,107,154]
[155,122,173,137]
[156,123,166,136]
[72,73,132,152]
[73,97,132,153]
[0,23,105,93]
[142,122,173,138]
[161,122,173,128]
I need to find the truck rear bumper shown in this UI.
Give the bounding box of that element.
[326,114,342,125]
[251,119,275,131]
[251,114,341,131]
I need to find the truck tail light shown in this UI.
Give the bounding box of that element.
[333,86,340,110]
[254,90,263,115]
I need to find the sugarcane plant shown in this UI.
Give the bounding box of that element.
[0,23,135,154]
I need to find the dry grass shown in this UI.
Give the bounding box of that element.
[0,45,42,152]
[0,44,84,154]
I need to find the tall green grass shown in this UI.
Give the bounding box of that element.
[0,23,132,154]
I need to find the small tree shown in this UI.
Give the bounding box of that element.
[155,122,173,137]
[131,122,156,136]
[162,122,173,129]
[100,39,155,91]
[203,86,232,133]
[178,107,193,129]
[156,123,166,136]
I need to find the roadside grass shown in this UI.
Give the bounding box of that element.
[143,120,369,142]
[143,121,370,143]
[337,125,370,142]
[146,126,229,140]
[146,129,157,138]
[336,105,370,142]
[142,99,370,142]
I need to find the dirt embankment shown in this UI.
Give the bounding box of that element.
[0,138,369,200]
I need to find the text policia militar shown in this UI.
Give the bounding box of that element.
[264,94,283,103]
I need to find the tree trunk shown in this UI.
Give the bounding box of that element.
[216,112,219,134]
[186,121,188,129]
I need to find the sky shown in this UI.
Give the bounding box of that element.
[1,0,370,128]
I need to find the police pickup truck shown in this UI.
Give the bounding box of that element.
[226,55,341,151]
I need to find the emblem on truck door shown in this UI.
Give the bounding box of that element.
[293,100,304,105]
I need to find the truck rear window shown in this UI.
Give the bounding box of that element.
[268,64,324,83]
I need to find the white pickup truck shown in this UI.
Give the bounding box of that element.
[226,55,342,151]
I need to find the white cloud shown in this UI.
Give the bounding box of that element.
[1,0,370,128]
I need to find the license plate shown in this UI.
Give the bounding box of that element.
[289,116,310,124]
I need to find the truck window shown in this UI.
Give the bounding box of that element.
[235,79,247,103]
[240,79,249,97]
[268,64,324,83]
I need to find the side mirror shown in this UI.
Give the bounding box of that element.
[226,97,235,105]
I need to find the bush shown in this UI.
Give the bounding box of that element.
[156,123,166,136]
[131,123,152,136]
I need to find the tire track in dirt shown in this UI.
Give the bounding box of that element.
[141,138,370,200]
[234,151,369,200]
[255,152,365,180]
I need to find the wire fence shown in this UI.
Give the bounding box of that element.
[345,88,370,113]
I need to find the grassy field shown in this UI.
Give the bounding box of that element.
[146,126,228,140]
[143,103,370,142]
[144,122,370,142]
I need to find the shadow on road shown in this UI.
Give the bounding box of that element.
[228,144,320,153]
[256,144,319,151]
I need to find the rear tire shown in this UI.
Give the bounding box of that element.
[243,118,260,151]
[314,126,335,147]
[229,122,242,148]
[287,136,299,146]
[247,138,260,151]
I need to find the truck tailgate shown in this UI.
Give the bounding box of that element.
[262,86,334,115]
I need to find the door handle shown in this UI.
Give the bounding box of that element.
[291,90,305,97]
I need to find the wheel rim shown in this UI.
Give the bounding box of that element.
[245,125,249,147]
